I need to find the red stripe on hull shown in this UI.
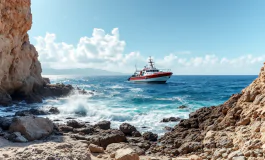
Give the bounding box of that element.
[129,72,172,81]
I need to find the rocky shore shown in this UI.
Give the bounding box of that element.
[1,0,265,160]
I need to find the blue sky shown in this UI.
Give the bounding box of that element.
[29,0,265,74]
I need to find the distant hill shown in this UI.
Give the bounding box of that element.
[42,68,127,76]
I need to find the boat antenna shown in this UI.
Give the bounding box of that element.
[149,56,154,68]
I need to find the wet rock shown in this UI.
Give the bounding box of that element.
[161,117,181,122]
[58,125,74,132]
[24,94,43,104]
[0,117,13,130]
[115,148,139,160]
[94,120,111,130]
[9,116,54,141]
[89,144,104,153]
[48,107,60,114]
[15,109,48,116]
[66,117,75,119]
[164,126,174,131]
[143,132,158,141]
[6,132,28,142]
[66,120,85,128]
[178,105,188,109]
[132,131,141,137]
[39,84,74,98]
[120,123,137,135]
[43,77,51,84]
[0,128,4,136]
[0,88,12,106]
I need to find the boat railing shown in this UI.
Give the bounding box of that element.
[159,69,171,72]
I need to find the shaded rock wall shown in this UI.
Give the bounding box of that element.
[0,0,43,104]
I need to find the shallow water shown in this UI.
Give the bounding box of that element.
[0,75,257,135]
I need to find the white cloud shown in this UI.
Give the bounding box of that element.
[35,28,265,75]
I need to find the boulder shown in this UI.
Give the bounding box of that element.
[6,132,28,142]
[66,120,84,128]
[119,123,137,135]
[94,120,111,130]
[87,129,126,148]
[0,117,13,130]
[115,148,139,160]
[143,132,158,141]
[178,105,188,109]
[48,107,60,114]
[39,84,73,98]
[161,117,181,122]
[9,116,54,141]
[88,144,104,153]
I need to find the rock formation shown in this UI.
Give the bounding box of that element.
[0,0,73,106]
[151,62,265,159]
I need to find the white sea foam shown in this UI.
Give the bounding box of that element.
[41,92,191,136]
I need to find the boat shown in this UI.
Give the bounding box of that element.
[128,57,173,83]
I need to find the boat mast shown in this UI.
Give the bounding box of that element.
[148,56,155,68]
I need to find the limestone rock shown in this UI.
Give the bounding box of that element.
[0,0,43,102]
[9,116,54,141]
[88,144,104,153]
[87,129,126,148]
[115,148,139,160]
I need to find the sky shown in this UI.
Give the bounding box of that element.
[29,0,265,75]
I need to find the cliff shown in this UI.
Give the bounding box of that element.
[152,63,265,159]
[0,0,73,106]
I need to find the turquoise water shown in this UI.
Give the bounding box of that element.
[0,75,257,135]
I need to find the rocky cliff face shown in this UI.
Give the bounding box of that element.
[0,0,74,106]
[152,63,265,159]
[0,0,43,105]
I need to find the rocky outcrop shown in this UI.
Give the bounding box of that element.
[0,0,43,104]
[0,0,74,106]
[151,62,265,159]
[120,123,137,135]
[9,116,54,141]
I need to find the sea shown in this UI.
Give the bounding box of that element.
[0,75,257,135]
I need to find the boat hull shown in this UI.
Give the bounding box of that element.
[128,72,172,83]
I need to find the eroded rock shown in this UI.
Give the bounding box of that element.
[9,116,54,141]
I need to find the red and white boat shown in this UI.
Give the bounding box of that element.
[128,57,173,83]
